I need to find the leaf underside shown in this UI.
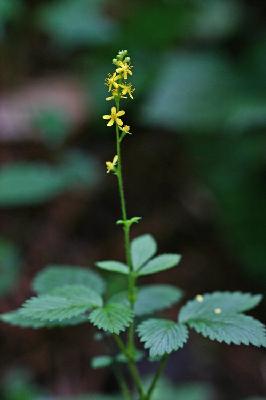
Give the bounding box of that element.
[131,234,157,270]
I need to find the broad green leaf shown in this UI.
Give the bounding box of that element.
[131,234,157,270]
[179,292,263,323]
[19,285,102,322]
[33,265,105,295]
[0,163,64,206]
[138,254,181,276]
[137,318,188,357]
[95,260,129,275]
[91,355,113,369]
[89,303,133,335]
[1,309,87,328]
[38,0,116,48]
[135,285,183,316]
[188,314,266,347]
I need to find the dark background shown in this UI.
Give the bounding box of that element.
[0,0,265,399]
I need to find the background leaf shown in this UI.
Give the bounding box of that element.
[32,265,105,295]
[134,285,183,316]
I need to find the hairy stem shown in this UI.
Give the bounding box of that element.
[145,355,169,400]
[113,335,145,399]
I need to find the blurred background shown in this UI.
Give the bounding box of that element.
[0,0,265,399]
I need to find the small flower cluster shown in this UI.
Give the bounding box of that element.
[103,50,134,174]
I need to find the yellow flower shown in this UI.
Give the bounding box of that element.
[106,155,118,174]
[105,72,119,92]
[103,106,125,127]
[120,83,135,99]
[116,61,133,79]
[121,125,131,134]
[106,88,126,101]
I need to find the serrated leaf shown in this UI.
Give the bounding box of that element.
[95,260,129,275]
[91,355,113,369]
[179,292,263,323]
[1,309,87,328]
[19,285,102,322]
[131,234,157,270]
[138,254,181,276]
[135,285,183,316]
[33,265,105,295]
[188,314,266,347]
[137,319,188,357]
[89,303,133,335]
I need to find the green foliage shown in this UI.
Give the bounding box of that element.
[91,355,113,369]
[109,284,182,317]
[179,292,262,322]
[151,378,213,400]
[138,319,188,357]
[134,285,183,316]
[179,292,266,347]
[38,0,117,48]
[95,260,129,275]
[137,254,181,276]
[89,303,133,335]
[0,153,98,206]
[131,234,157,270]
[33,265,105,295]
[188,314,266,347]
[18,284,102,323]
[0,238,21,295]
[1,309,87,328]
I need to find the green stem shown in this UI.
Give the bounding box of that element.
[113,366,132,400]
[113,335,145,399]
[114,99,136,355]
[145,355,169,400]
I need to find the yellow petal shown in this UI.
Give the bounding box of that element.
[116,118,123,126]
[103,115,111,119]
[117,110,125,117]
[107,119,114,126]
[111,106,117,114]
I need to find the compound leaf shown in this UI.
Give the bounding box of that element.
[188,314,266,347]
[179,292,263,323]
[131,234,157,270]
[19,284,102,322]
[32,265,105,295]
[138,318,188,357]
[95,260,129,275]
[135,285,183,316]
[138,254,181,276]
[0,309,87,328]
[89,303,133,335]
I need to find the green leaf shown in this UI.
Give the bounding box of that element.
[33,265,105,295]
[95,260,129,275]
[188,314,266,347]
[91,355,113,369]
[135,285,183,316]
[179,292,263,323]
[131,234,157,270]
[138,318,188,357]
[89,303,133,335]
[138,254,181,276]
[1,309,87,328]
[19,284,102,322]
